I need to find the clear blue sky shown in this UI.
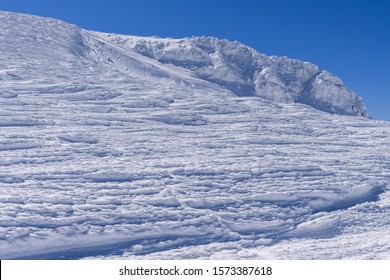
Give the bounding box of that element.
[1,0,389,120]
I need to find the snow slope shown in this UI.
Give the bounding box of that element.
[0,11,389,259]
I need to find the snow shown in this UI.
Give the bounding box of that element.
[0,11,389,260]
[97,32,367,116]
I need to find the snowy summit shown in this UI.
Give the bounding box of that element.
[0,11,389,259]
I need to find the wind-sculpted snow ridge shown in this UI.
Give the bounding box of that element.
[1,11,389,260]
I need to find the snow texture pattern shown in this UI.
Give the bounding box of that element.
[0,11,388,260]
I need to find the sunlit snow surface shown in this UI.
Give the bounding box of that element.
[0,11,389,259]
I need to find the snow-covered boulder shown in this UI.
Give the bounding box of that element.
[304,71,367,116]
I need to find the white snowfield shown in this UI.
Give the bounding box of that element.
[0,11,389,259]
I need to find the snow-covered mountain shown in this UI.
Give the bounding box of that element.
[1,11,366,116]
[0,11,389,259]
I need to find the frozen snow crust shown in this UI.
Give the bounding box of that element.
[1,11,389,259]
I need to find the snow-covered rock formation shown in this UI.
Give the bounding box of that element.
[1,11,389,260]
[98,34,367,117]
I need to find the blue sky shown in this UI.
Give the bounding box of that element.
[1,0,389,120]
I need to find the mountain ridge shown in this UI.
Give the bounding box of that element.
[1,10,367,117]
[94,32,367,117]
